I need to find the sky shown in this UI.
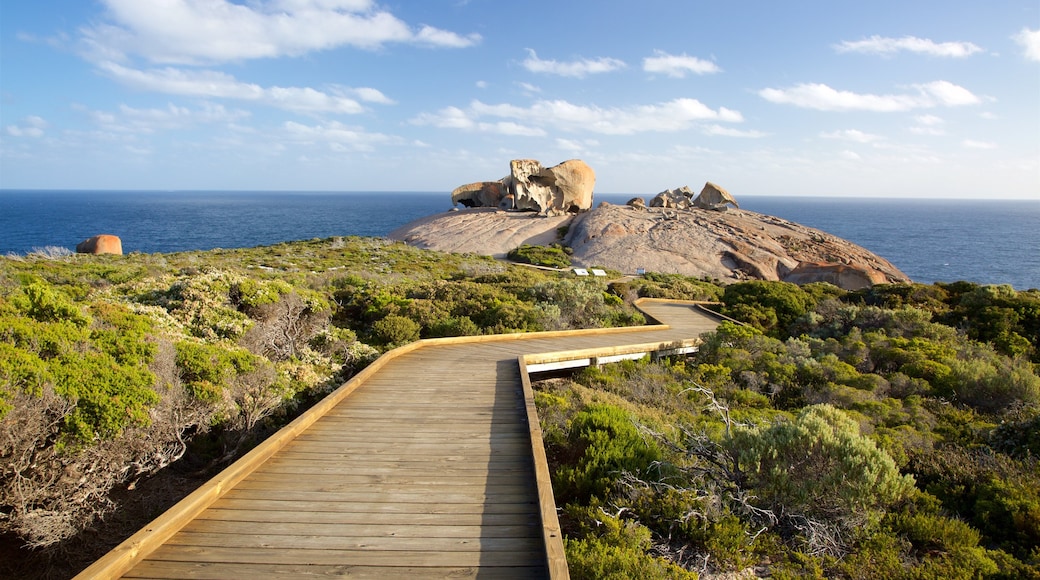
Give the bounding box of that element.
[1,1,1038,198]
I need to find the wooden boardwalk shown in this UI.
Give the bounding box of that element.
[77,300,722,579]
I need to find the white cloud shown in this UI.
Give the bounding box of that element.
[642,50,720,77]
[703,125,767,138]
[412,97,745,136]
[517,82,541,94]
[555,138,600,152]
[820,129,882,143]
[521,49,625,78]
[839,150,862,161]
[962,139,997,149]
[98,61,371,113]
[4,116,48,138]
[283,119,396,151]
[475,80,488,89]
[910,114,946,135]
[349,87,394,104]
[89,102,249,133]
[759,81,980,112]
[83,0,480,65]
[835,35,983,57]
[1013,28,1040,62]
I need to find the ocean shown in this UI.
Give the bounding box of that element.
[1,190,1038,290]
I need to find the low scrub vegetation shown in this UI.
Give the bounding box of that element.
[3,239,1038,578]
[507,243,573,269]
[0,236,643,577]
[536,277,1040,578]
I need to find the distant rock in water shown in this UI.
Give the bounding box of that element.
[451,158,595,216]
[393,181,910,289]
[76,234,122,255]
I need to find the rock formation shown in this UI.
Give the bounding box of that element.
[693,181,739,211]
[391,199,909,290]
[649,186,695,209]
[563,204,906,290]
[451,181,510,210]
[783,262,889,290]
[76,234,123,255]
[450,159,596,215]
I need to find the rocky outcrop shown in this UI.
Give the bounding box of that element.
[76,234,122,255]
[451,181,510,210]
[783,262,889,290]
[450,159,596,215]
[391,201,909,290]
[693,182,739,211]
[389,208,571,258]
[563,204,906,289]
[649,186,695,209]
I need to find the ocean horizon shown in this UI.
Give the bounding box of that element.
[2,189,1038,291]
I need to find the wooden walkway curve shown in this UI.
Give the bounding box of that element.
[76,299,722,579]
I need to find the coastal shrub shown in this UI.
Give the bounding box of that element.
[175,341,257,404]
[564,505,697,580]
[938,346,1040,414]
[729,404,915,530]
[371,314,421,347]
[627,272,724,301]
[427,315,479,337]
[15,281,91,326]
[530,278,614,329]
[555,404,662,503]
[507,243,572,269]
[721,280,814,337]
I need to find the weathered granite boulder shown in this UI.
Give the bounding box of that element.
[76,234,122,255]
[627,197,646,209]
[451,159,596,215]
[451,181,510,210]
[649,186,695,209]
[782,261,889,290]
[693,181,739,211]
[391,202,910,290]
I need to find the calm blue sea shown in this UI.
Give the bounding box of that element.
[1,190,1038,290]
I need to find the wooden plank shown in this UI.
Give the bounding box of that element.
[256,459,532,474]
[194,509,538,527]
[208,498,537,514]
[163,531,543,552]
[123,561,546,580]
[141,545,545,567]
[221,488,536,504]
[231,479,533,496]
[181,520,539,539]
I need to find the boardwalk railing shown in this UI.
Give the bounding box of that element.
[76,299,722,579]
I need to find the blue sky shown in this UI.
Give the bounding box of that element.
[1,1,1038,198]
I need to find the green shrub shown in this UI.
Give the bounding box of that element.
[563,504,697,580]
[555,404,662,502]
[507,244,572,269]
[175,341,256,403]
[721,280,814,337]
[371,314,421,347]
[729,404,915,527]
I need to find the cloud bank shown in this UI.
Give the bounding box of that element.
[835,35,983,57]
[521,49,626,78]
[759,81,981,112]
[83,0,480,65]
[642,51,720,77]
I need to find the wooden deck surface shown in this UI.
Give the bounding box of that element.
[77,300,722,580]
